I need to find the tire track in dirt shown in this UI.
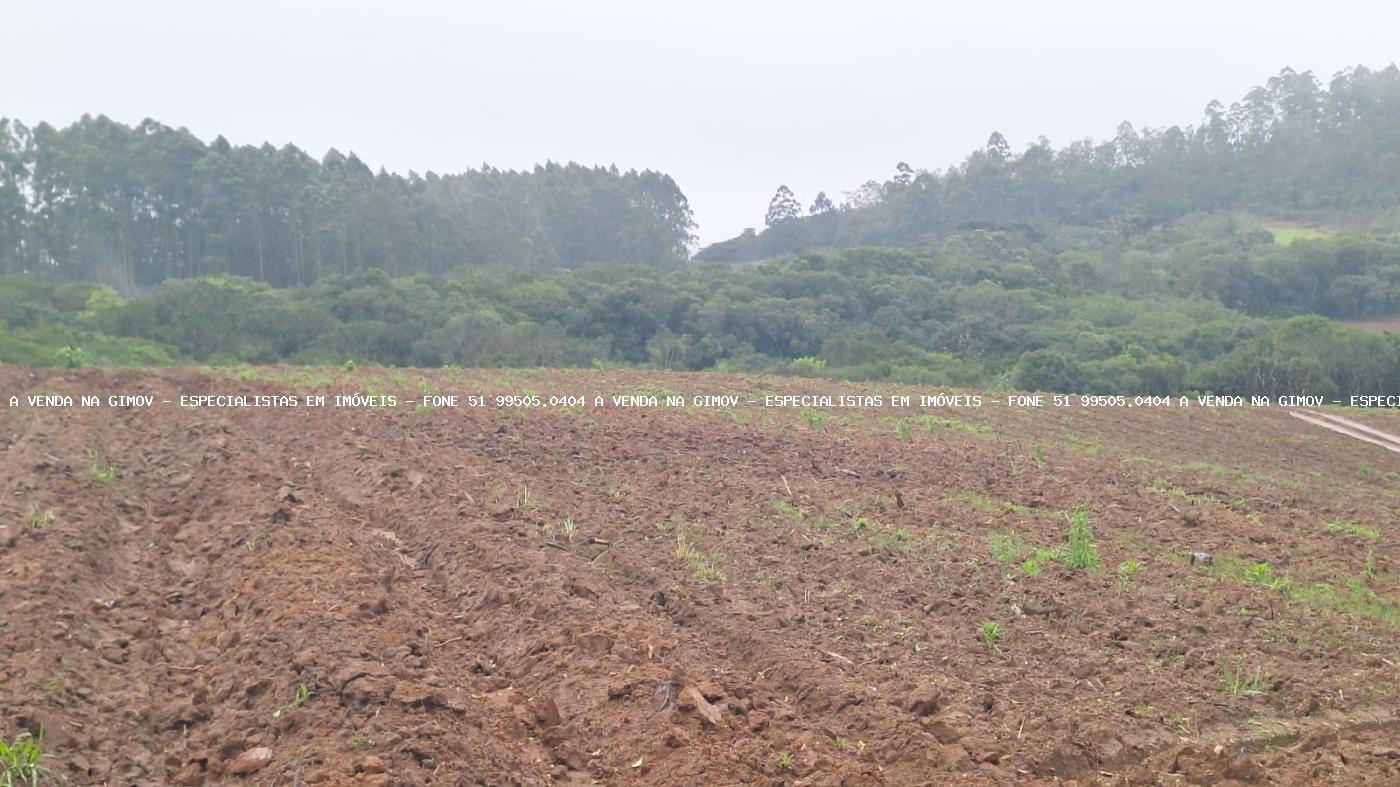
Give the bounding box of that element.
[1290,409,1400,455]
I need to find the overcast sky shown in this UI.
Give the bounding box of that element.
[4,1,1398,246]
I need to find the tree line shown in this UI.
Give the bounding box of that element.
[4,221,1398,397]
[0,115,696,290]
[702,65,1400,262]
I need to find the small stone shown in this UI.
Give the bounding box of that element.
[226,747,273,776]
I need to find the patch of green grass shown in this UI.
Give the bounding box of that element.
[1242,562,1282,588]
[951,492,1031,516]
[895,419,912,442]
[24,510,52,530]
[1118,560,1142,583]
[634,383,676,399]
[862,523,913,554]
[1019,559,1043,577]
[1181,461,1229,478]
[1208,555,1398,625]
[88,452,117,485]
[922,415,994,438]
[800,406,826,431]
[776,752,794,771]
[1221,656,1263,697]
[846,516,912,554]
[1292,580,1399,626]
[0,729,51,786]
[1207,556,1287,590]
[675,528,726,583]
[1149,477,1223,506]
[987,531,1028,564]
[771,500,805,528]
[1326,521,1379,540]
[347,735,374,749]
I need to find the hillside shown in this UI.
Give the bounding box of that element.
[698,65,1400,263]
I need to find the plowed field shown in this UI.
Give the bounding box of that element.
[2,367,1397,786]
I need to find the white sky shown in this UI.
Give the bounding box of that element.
[4,1,1398,246]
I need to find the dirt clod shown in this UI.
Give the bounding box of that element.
[226,747,273,776]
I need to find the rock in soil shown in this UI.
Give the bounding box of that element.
[226,747,273,776]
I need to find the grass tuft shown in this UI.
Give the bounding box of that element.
[88,452,117,485]
[1063,507,1101,571]
[979,621,1002,651]
[0,728,51,786]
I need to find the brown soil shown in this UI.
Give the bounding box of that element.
[2,367,1397,786]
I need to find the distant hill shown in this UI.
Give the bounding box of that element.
[698,65,1400,263]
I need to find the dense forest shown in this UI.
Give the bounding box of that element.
[4,221,1399,397]
[0,116,696,287]
[3,65,1400,397]
[700,65,1400,262]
